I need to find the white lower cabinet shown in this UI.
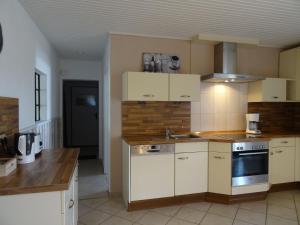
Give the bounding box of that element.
[131,154,175,201]
[0,165,78,225]
[269,147,295,184]
[296,138,300,182]
[175,151,208,195]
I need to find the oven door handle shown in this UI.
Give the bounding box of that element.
[238,152,268,156]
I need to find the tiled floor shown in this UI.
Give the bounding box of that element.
[78,190,300,225]
[78,159,108,199]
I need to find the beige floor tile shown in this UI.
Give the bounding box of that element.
[175,207,206,224]
[235,209,265,225]
[268,196,296,209]
[100,216,133,225]
[79,202,93,217]
[79,209,111,225]
[239,201,267,214]
[184,201,211,212]
[266,214,298,225]
[116,209,148,222]
[267,204,298,221]
[233,220,256,225]
[208,203,238,219]
[97,199,125,215]
[166,218,197,225]
[200,213,233,225]
[151,205,182,216]
[138,211,171,225]
[81,197,109,209]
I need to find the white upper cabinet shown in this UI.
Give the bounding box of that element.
[248,78,286,102]
[279,47,300,101]
[122,72,201,101]
[123,72,169,101]
[169,74,201,101]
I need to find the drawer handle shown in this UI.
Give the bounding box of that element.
[177,157,189,160]
[143,94,155,97]
[180,95,191,98]
[281,141,288,144]
[69,199,74,209]
[270,152,274,155]
[214,156,225,159]
[272,96,279,99]
[275,150,283,153]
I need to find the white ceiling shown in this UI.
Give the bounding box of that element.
[19,0,300,60]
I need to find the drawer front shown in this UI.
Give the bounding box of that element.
[175,142,208,153]
[270,138,296,147]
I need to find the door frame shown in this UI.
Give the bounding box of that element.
[62,79,101,153]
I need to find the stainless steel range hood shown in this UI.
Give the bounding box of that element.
[201,42,265,83]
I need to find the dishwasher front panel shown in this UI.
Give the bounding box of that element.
[130,154,175,201]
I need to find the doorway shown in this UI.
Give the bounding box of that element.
[63,80,107,199]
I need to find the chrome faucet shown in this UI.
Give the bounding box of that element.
[165,128,174,139]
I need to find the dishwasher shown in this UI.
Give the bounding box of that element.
[130,144,175,201]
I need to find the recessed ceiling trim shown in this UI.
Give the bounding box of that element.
[193,33,259,45]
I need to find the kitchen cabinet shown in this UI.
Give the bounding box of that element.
[122,72,169,101]
[122,72,201,102]
[175,142,208,195]
[0,165,78,225]
[269,138,295,184]
[208,142,231,195]
[248,78,287,102]
[169,74,200,102]
[279,47,300,101]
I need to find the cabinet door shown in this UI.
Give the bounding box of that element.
[169,74,200,101]
[64,180,74,225]
[73,166,78,225]
[262,78,286,101]
[208,152,231,195]
[124,72,169,101]
[175,152,208,195]
[279,48,298,80]
[269,147,295,184]
[131,154,174,201]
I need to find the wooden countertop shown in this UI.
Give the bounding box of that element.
[0,148,79,196]
[123,131,300,145]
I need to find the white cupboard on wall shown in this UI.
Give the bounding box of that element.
[279,47,300,101]
[0,166,78,225]
[248,78,287,102]
[122,72,169,101]
[208,142,232,195]
[122,72,201,102]
[169,74,201,101]
[175,142,208,195]
[269,138,295,184]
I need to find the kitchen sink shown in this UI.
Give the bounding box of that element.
[170,134,200,139]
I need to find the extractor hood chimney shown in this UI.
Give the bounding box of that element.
[201,42,265,83]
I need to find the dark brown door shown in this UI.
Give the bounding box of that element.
[63,80,99,158]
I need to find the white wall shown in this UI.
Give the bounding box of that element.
[0,0,59,129]
[191,83,248,132]
[60,59,101,81]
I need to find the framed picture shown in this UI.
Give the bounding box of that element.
[143,53,180,73]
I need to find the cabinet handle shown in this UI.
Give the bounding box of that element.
[275,150,283,153]
[143,94,155,97]
[214,156,225,159]
[272,96,279,99]
[180,95,191,98]
[281,141,288,144]
[270,152,274,155]
[69,199,74,209]
[177,157,189,160]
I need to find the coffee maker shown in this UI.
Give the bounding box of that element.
[246,113,261,134]
[16,133,35,164]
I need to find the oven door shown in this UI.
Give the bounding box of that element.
[232,150,268,187]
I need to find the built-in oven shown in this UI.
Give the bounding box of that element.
[232,141,269,187]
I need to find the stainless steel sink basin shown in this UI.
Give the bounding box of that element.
[170,134,200,139]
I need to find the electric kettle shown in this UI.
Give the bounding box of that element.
[16,133,35,164]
